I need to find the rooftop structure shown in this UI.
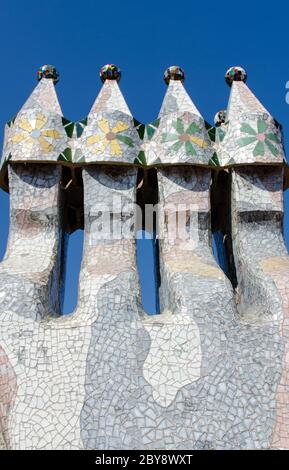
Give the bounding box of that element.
[0,64,289,450]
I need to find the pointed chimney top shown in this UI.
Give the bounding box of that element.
[158,67,201,118]
[21,73,62,114]
[89,65,130,116]
[226,73,269,120]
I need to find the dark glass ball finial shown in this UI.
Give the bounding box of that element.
[214,109,227,127]
[37,64,59,84]
[225,66,247,86]
[100,64,121,83]
[164,66,185,85]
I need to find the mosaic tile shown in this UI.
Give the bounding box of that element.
[216,68,286,166]
[0,64,288,450]
[144,74,214,165]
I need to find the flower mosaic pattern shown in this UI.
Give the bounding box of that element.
[162,117,209,157]
[1,109,70,168]
[86,118,134,156]
[144,113,214,166]
[75,111,142,164]
[237,119,282,158]
[1,110,141,168]
[11,113,61,153]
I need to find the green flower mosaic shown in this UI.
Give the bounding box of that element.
[237,119,281,157]
[162,118,208,156]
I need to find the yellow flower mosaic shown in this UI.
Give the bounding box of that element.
[86,118,134,156]
[12,113,61,153]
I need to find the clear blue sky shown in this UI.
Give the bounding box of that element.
[0,0,289,314]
